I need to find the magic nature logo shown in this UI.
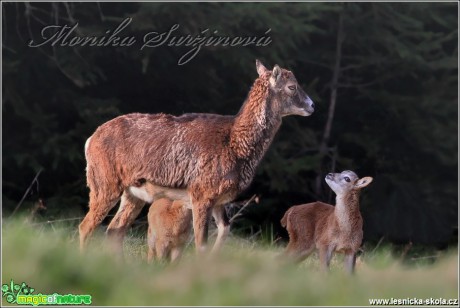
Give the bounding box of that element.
[2,279,92,306]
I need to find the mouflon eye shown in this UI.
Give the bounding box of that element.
[288,85,296,91]
[344,177,350,182]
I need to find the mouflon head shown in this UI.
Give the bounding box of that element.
[325,170,373,195]
[255,59,315,117]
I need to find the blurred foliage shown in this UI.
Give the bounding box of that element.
[2,3,457,247]
[1,220,458,306]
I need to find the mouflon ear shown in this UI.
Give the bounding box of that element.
[354,176,373,189]
[256,59,268,77]
[269,64,282,87]
[272,65,281,80]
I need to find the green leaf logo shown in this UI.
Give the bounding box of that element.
[2,279,36,304]
[6,294,14,303]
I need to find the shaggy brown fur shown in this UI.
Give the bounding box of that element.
[147,198,192,263]
[79,60,315,255]
[281,171,373,273]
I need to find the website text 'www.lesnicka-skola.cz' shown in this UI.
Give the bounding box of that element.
[369,297,458,306]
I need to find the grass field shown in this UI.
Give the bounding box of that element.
[2,218,458,306]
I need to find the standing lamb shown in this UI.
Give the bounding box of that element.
[281,170,373,273]
[79,60,315,255]
[147,198,192,263]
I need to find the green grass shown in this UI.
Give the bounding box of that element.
[2,219,458,306]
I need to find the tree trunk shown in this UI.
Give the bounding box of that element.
[314,8,345,197]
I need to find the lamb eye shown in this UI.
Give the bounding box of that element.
[288,85,296,91]
[344,177,350,182]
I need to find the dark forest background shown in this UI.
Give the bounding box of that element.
[2,2,458,249]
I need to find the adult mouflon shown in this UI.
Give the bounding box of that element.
[80,60,315,256]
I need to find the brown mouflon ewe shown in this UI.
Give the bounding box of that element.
[281,171,373,273]
[80,59,315,255]
[147,198,192,263]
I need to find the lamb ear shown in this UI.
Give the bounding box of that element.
[269,64,282,87]
[272,65,281,81]
[256,59,268,76]
[354,176,373,189]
